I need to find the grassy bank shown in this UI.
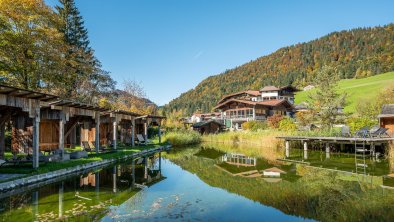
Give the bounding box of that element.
[164,131,202,146]
[0,141,166,181]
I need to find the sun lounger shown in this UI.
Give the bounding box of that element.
[370,127,390,138]
[136,134,147,145]
[82,141,93,153]
[90,141,116,153]
[355,126,369,138]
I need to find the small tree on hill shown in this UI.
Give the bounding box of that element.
[307,66,346,129]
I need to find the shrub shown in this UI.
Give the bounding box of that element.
[346,117,377,133]
[165,130,202,146]
[267,114,284,128]
[241,121,268,131]
[278,117,297,131]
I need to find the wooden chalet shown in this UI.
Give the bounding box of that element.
[0,84,58,168]
[42,100,109,155]
[379,104,394,136]
[214,85,297,129]
[100,110,140,148]
[135,115,166,143]
[214,98,293,129]
[192,119,224,135]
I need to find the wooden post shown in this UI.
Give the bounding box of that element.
[95,112,100,154]
[158,125,161,144]
[59,181,64,219]
[159,152,162,171]
[113,119,117,150]
[325,143,330,159]
[144,121,148,142]
[120,123,124,143]
[32,191,39,219]
[112,166,117,193]
[95,172,100,195]
[285,141,290,158]
[32,116,40,169]
[252,106,256,120]
[59,113,65,160]
[304,150,308,160]
[144,156,148,179]
[371,142,376,159]
[131,119,135,147]
[132,159,135,186]
[0,122,5,160]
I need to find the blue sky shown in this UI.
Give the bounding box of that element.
[45,0,394,105]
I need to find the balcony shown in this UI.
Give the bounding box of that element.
[222,115,266,122]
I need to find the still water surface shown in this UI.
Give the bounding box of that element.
[1,144,394,221]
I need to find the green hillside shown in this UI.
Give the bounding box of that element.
[295,71,394,113]
[164,24,394,115]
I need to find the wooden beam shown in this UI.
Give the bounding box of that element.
[0,122,5,159]
[131,119,135,147]
[95,111,100,154]
[64,117,80,139]
[32,114,40,169]
[113,119,117,150]
[59,112,65,160]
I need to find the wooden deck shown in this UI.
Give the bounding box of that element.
[276,136,394,143]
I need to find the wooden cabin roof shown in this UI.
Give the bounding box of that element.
[136,114,166,119]
[0,84,58,101]
[112,110,140,116]
[378,104,394,118]
[217,90,260,105]
[260,86,280,92]
[49,100,109,112]
[192,119,224,128]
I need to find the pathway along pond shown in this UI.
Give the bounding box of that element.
[1,143,394,221]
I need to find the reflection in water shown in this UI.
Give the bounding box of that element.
[1,145,394,221]
[0,152,163,221]
[222,153,257,166]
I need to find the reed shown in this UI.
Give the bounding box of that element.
[165,131,202,146]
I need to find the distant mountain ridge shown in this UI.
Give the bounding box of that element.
[163,24,394,115]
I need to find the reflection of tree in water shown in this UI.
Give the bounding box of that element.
[167,147,394,222]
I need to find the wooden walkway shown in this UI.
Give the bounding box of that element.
[276,136,394,143]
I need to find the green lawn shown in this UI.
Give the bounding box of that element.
[295,71,394,113]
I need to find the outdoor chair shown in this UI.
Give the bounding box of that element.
[90,141,115,153]
[341,126,351,137]
[82,141,93,153]
[370,127,390,138]
[136,134,147,145]
[355,126,369,138]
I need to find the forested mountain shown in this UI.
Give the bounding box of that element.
[163,24,394,115]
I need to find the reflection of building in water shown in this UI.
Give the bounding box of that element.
[80,173,96,187]
[262,167,286,177]
[222,153,257,167]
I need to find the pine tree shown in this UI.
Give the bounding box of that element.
[55,0,114,102]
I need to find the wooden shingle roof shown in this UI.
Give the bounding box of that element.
[0,84,58,101]
[378,104,394,118]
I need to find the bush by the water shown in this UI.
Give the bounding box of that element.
[278,117,297,131]
[241,121,268,131]
[346,117,377,133]
[165,131,202,146]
